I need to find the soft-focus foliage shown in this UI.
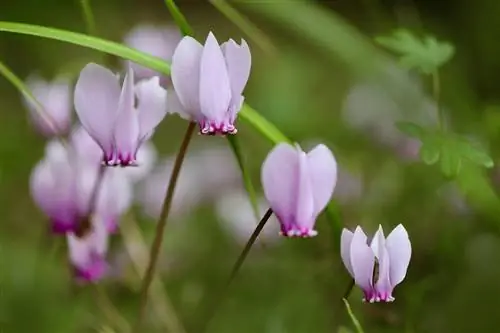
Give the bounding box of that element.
[2,0,500,332]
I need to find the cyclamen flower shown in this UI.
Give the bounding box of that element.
[341,224,412,302]
[261,143,337,237]
[23,75,72,136]
[74,63,167,166]
[67,217,109,283]
[171,32,251,135]
[30,140,133,233]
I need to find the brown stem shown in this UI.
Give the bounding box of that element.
[133,121,196,332]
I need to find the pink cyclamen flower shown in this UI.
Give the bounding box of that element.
[261,143,337,237]
[74,63,168,166]
[23,75,72,136]
[341,224,412,302]
[171,32,251,135]
[67,218,109,283]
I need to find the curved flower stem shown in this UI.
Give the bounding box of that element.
[134,121,196,332]
[199,208,273,332]
[163,0,194,36]
[342,278,355,300]
[342,298,365,333]
[78,0,98,36]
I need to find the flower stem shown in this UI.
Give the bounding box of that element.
[134,121,196,332]
[342,298,365,333]
[198,208,273,332]
[78,0,98,36]
[432,70,445,131]
[163,0,194,36]
[342,278,355,299]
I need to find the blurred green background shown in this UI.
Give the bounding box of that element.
[2,0,500,332]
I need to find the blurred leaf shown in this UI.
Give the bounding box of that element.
[338,327,354,333]
[376,29,455,74]
[163,0,193,36]
[457,137,494,168]
[419,140,441,165]
[396,121,425,139]
[439,142,462,178]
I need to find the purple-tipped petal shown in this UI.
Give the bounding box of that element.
[135,76,168,141]
[350,226,375,301]
[171,36,203,118]
[74,63,121,161]
[222,38,251,101]
[114,67,139,166]
[293,150,315,236]
[199,32,232,124]
[341,228,354,276]
[261,143,299,233]
[306,144,337,217]
[374,247,393,302]
[386,224,411,288]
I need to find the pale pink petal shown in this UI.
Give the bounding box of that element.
[114,67,140,165]
[386,224,412,287]
[350,226,375,297]
[67,232,91,268]
[135,76,168,141]
[74,63,120,159]
[261,143,299,229]
[221,39,251,99]
[199,32,232,123]
[370,225,386,259]
[294,150,315,235]
[166,88,191,120]
[340,228,354,276]
[70,126,102,165]
[306,144,337,217]
[171,36,203,118]
[374,247,393,301]
[89,216,110,255]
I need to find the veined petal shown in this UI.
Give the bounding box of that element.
[341,228,354,276]
[135,76,168,141]
[370,225,386,259]
[261,143,300,231]
[306,144,337,217]
[386,224,412,287]
[74,63,120,159]
[114,67,140,166]
[221,39,251,99]
[294,149,315,236]
[350,226,375,298]
[199,32,232,123]
[171,36,203,118]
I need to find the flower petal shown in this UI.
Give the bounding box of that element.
[135,76,168,140]
[221,38,251,100]
[74,63,120,157]
[341,228,354,277]
[374,246,392,301]
[386,224,412,287]
[306,144,337,217]
[114,67,140,165]
[171,36,203,118]
[350,226,375,293]
[370,225,386,259]
[95,169,133,224]
[70,126,102,165]
[261,143,299,225]
[67,232,91,268]
[167,88,191,120]
[199,32,232,123]
[294,149,315,233]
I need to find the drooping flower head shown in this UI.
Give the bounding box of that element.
[171,32,251,135]
[22,75,72,136]
[67,217,109,283]
[261,143,337,237]
[74,63,168,166]
[341,224,412,302]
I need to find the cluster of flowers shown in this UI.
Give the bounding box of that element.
[26,26,411,302]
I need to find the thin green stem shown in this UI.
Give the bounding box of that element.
[342,298,365,333]
[343,278,355,299]
[134,121,196,333]
[210,0,277,56]
[199,208,273,332]
[78,0,98,36]
[93,285,131,333]
[432,70,445,131]
[0,59,64,139]
[163,0,193,36]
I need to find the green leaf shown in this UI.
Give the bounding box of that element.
[226,135,261,224]
[376,29,455,74]
[457,138,494,168]
[439,143,462,178]
[395,121,425,139]
[163,0,194,36]
[0,21,170,74]
[419,141,440,165]
[239,104,291,144]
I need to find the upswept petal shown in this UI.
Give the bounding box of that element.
[306,144,337,217]
[135,76,168,140]
[370,225,386,259]
[386,224,411,287]
[199,32,232,123]
[88,217,110,256]
[114,67,139,165]
[221,39,251,100]
[374,247,393,301]
[294,149,315,235]
[74,63,120,158]
[261,143,299,228]
[350,226,375,295]
[166,88,191,120]
[340,228,354,276]
[70,126,102,165]
[171,36,203,118]
[67,232,91,268]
